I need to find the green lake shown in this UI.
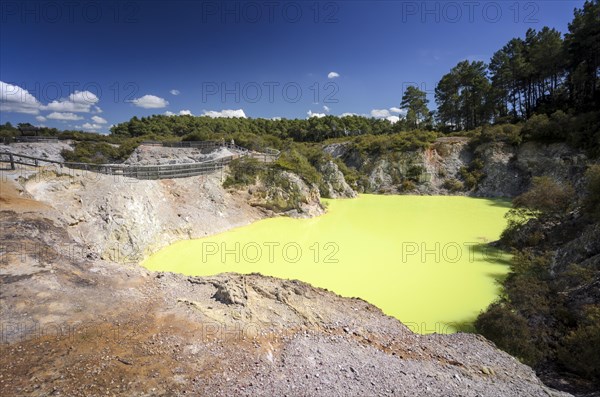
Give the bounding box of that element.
[143,195,511,334]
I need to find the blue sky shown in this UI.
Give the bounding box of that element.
[0,0,586,133]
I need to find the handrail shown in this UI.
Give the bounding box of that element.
[0,142,279,180]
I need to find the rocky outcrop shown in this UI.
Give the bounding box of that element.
[318,160,357,198]
[555,223,600,272]
[0,141,73,162]
[124,144,238,165]
[475,141,588,198]
[244,171,324,217]
[17,167,264,262]
[472,142,522,197]
[420,137,473,194]
[326,137,473,195]
[327,138,590,198]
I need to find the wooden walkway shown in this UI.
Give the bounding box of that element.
[0,142,280,180]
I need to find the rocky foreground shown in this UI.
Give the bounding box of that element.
[0,155,571,397]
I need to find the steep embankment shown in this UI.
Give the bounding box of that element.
[2,143,323,263]
[0,171,571,396]
[327,137,589,197]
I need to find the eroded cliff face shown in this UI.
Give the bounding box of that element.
[17,169,263,263]
[318,160,357,199]
[327,138,589,198]
[474,141,588,197]
[239,170,325,217]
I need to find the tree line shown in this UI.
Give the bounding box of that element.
[434,0,599,131]
[109,114,414,142]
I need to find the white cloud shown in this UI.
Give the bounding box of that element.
[0,83,105,117]
[369,108,406,122]
[131,94,169,109]
[323,105,330,113]
[340,112,358,117]
[47,112,84,121]
[307,110,326,118]
[78,123,104,132]
[165,109,194,116]
[43,90,100,113]
[91,115,107,124]
[327,72,340,79]
[170,89,180,96]
[389,107,408,118]
[202,109,246,118]
[370,109,392,118]
[271,116,282,121]
[70,90,99,104]
[36,115,47,122]
[0,81,42,114]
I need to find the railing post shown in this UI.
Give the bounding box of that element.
[9,153,15,170]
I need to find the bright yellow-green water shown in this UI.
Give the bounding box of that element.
[143,195,511,334]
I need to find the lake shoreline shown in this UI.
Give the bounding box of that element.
[144,195,512,334]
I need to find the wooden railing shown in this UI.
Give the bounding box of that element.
[0,142,280,180]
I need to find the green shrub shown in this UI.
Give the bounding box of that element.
[583,164,600,220]
[475,302,543,365]
[333,158,360,187]
[349,131,438,156]
[459,158,485,189]
[501,177,574,244]
[275,149,322,187]
[223,157,263,188]
[558,306,600,380]
[61,141,122,164]
[522,110,579,143]
[400,179,416,192]
[566,111,600,155]
[513,176,575,215]
[477,123,523,145]
[443,178,464,192]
